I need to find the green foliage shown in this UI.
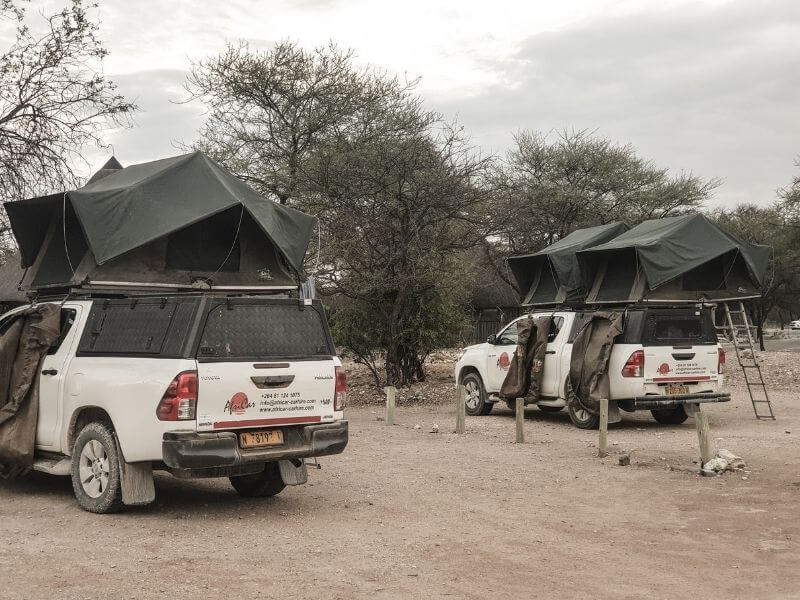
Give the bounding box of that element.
[185,40,419,206]
[331,264,470,388]
[711,195,800,341]
[307,114,490,386]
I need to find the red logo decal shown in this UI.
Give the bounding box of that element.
[657,363,671,375]
[498,352,511,370]
[224,392,254,415]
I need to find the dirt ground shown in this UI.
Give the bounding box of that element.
[1,354,799,599]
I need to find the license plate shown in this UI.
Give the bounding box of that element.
[665,384,689,395]
[239,429,284,449]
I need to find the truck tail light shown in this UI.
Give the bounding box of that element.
[621,350,644,378]
[334,366,347,411]
[718,348,725,374]
[157,371,198,421]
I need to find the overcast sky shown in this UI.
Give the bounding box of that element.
[7,0,800,207]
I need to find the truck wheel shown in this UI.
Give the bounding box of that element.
[651,406,689,425]
[461,372,492,416]
[565,380,600,429]
[70,422,124,514]
[229,462,286,497]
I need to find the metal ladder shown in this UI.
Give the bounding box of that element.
[719,301,775,420]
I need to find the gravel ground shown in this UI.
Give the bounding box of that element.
[0,355,798,599]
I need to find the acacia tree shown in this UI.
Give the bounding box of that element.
[711,203,800,349]
[306,113,492,386]
[486,129,719,289]
[0,0,135,248]
[189,41,495,386]
[185,40,418,206]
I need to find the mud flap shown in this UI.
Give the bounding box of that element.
[278,459,308,486]
[609,400,622,424]
[115,436,155,506]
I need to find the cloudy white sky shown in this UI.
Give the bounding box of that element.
[7,0,800,206]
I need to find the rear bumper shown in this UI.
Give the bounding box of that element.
[633,392,731,410]
[162,420,348,471]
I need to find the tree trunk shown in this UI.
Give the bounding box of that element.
[756,301,766,352]
[384,340,426,387]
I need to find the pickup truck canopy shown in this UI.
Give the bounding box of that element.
[577,213,771,303]
[4,152,316,293]
[508,222,629,306]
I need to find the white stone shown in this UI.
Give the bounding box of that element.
[703,457,729,472]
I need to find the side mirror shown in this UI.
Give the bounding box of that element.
[486,334,497,345]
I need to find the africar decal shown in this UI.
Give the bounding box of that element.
[497,352,511,370]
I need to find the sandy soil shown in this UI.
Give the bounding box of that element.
[1,358,799,599]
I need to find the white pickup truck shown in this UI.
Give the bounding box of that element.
[1,295,348,513]
[455,306,730,428]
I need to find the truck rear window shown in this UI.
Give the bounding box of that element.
[653,318,701,341]
[198,303,333,360]
[643,311,716,346]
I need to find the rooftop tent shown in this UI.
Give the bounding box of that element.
[4,151,317,294]
[507,222,629,306]
[86,156,123,184]
[577,213,771,304]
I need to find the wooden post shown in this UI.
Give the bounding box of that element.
[455,385,466,434]
[384,386,396,426]
[687,403,713,466]
[515,398,524,443]
[598,398,609,458]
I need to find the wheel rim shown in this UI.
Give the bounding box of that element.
[572,405,591,423]
[79,439,110,498]
[464,380,481,410]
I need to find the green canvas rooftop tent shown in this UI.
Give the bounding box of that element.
[4,152,317,295]
[576,213,771,304]
[508,222,629,306]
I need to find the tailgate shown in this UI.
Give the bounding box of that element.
[194,299,337,432]
[642,309,720,388]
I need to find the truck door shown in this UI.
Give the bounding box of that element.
[36,306,81,448]
[540,316,565,397]
[486,319,520,393]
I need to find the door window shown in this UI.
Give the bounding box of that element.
[48,309,77,355]
[547,317,564,342]
[496,321,519,345]
[496,316,563,345]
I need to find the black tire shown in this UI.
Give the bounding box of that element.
[461,372,493,416]
[651,406,689,425]
[70,422,124,514]
[229,462,286,497]
[565,380,600,429]
[537,404,564,413]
